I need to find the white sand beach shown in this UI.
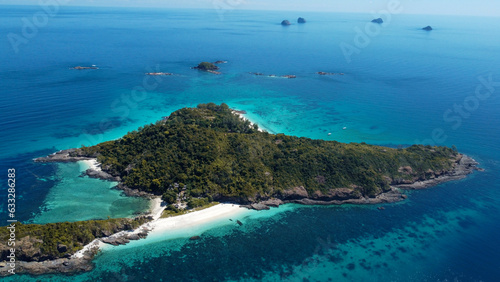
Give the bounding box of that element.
[73,158,249,254]
[79,159,101,171]
[73,202,248,257]
[147,203,246,236]
[149,197,164,220]
[72,239,106,259]
[233,110,268,133]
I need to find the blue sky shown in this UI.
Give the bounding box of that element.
[1,0,499,17]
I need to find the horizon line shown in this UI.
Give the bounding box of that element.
[1,3,499,18]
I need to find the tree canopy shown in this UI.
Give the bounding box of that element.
[77,103,458,203]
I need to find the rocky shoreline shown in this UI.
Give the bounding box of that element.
[1,222,154,276]
[34,151,155,198]
[242,186,405,210]
[0,213,155,277]
[250,72,296,79]
[392,154,482,189]
[34,148,94,163]
[1,153,159,276]
[244,154,481,210]
[20,150,480,275]
[34,150,481,212]
[1,253,95,276]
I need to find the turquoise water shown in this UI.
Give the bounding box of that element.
[28,161,150,224]
[1,5,499,281]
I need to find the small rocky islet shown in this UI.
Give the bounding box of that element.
[71,66,98,70]
[192,61,222,74]
[281,20,291,26]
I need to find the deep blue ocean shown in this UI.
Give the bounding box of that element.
[1,5,500,281]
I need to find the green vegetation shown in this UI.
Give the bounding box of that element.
[77,103,458,203]
[0,217,149,261]
[161,202,220,218]
[195,62,219,71]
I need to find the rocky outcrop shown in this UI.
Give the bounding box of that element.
[114,183,155,198]
[297,17,306,24]
[291,188,403,205]
[243,154,481,210]
[392,154,481,189]
[242,198,284,210]
[250,72,296,79]
[84,169,121,182]
[244,187,405,210]
[0,241,98,276]
[318,72,345,76]
[309,188,360,201]
[35,150,157,198]
[250,203,270,210]
[57,244,68,253]
[100,225,150,246]
[260,198,284,207]
[422,26,433,31]
[34,149,93,163]
[145,72,173,76]
[193,62,219,71]
[371,18,383,24]
[0,255,95,276]
[281,20,291,26]
[8,236,44,262]
[192,62,221,74]
[71,66,98,70]
[282,186,309,200]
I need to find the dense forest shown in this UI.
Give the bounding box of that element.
[76,103,458,204]
[0,217,149,261]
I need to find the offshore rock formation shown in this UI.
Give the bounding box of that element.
[192,62,221,74]
[318,72,345,76]
[297,17,306,24]
[281,20,291,26]
[71,66,98,70]
[145,72,173,76]
[250,72,296,79]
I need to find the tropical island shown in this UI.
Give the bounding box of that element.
[192,62,222,74]
[1,103,480,275]
[38,103,479,208]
